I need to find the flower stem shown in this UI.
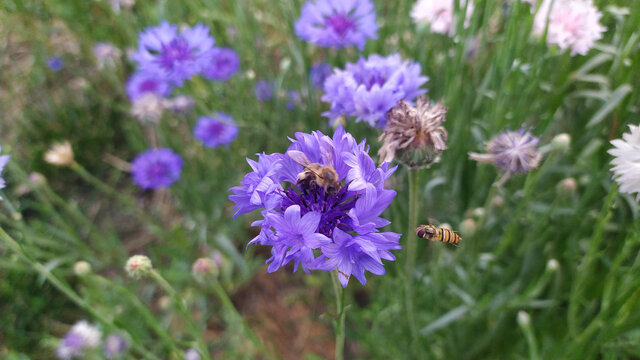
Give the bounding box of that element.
[405,167,419,348]
[210,282,275,359]
[149,270,212,360]
[331,270,346,360]
[0,226,159,360]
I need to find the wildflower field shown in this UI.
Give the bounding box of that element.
[2,0,640,358]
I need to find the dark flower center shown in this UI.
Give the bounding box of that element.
[324,13,356,37]
[147,163,169,180]
[139,79,159,92]
[158,38,193,70]
[281,184,357,237]
[206,121,225,137]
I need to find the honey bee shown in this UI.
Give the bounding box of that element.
[415,224,461,245]
[287,150,341,195]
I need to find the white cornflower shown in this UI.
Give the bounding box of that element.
[609,125,640,200]
[130,93,166,123]
[410,0,474,36]
[533,0,606,56]
[44,141,74,167]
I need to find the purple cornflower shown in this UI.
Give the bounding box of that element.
[309,62,333,89]
[285,90,302,110]
[203,47,240,81]
[131,148,184,189]
[48,56,64,72]
[125,71,173,102]
[131,21,215,86]
[103,334,129,358]
[255,79,274,102]
[322,54,428,129]
[469,128,542,175]
[229,127,401,287]
[193,113,238,148]
[294,0,378,50]
[56,321,101,359]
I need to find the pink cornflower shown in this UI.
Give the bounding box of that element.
[533,0,606,56]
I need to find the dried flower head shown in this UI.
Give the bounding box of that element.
[378,97,447,168]
[125,255,152,279]
[45,141,74,167]
[469,128,541,177]
[166,95,195,114]
[608,125,640,200]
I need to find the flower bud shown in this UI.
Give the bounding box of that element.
[185,348,201,360]
[44,141,74,167]
[551,133,571,152]
[546,258,559,272]
[73,261,92,276]
[490,195,504,209]
[192,257,218,280]
[517,310,531,327]
[459,218,476,237]
[157,296,171,310]
[125,255,152,279]
[557,177,577,196]
[472,207,485,218]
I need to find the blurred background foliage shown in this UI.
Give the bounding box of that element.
[1,0,639,359]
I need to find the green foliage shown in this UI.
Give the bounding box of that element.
[1,0,640,359]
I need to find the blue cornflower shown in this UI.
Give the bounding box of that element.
[285,90,301,110]
[48,56,64,72]
[131,148,184,189]
[229,127,401,287]
[309,62,333,89]
[193,113,238,148]
[125,71,173,102]
[132,21,215,86]
[294,0,378,50]
[203,47,240,81]
[322,54,429,129]
[255,79,274,102]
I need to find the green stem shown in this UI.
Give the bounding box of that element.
[149,270,212,360]
[331,270,346,360]
[0,227,159,360]
[405,167,419,348]
[211,282,276,360]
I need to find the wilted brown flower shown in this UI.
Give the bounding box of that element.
[44,141,74,167]
[378,97,447,168]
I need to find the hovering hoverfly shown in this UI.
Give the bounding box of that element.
[415,224,461,245]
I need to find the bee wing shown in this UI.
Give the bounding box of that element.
[286,150,311,166]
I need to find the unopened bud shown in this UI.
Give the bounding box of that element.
[73,261,92,276]
[157,296,171,310]
[125,255,152,279]
[557,177,577,195]
[185,348,201,360]
[546,258,559,272]
[44,141,74,167]
[490,195,504,209]
[192,257,218,280]
[459,218,476,237]
[517,310,531,327]
[472,208,485,218]
[551,133,571,152]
